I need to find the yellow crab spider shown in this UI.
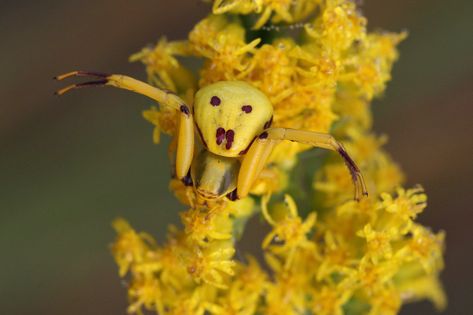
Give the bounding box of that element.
[55,71,368,201]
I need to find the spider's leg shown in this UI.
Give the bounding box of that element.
[238,128,368,201]
[55,70,194,179]
[237,133,280,199]
[175,104,194,179]
[55,71,184,110]
[270,128,367,200]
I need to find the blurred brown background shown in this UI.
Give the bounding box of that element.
[0,0,471,314]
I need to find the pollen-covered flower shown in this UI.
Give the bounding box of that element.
[204,257,268,314]
[111,218,155,277]
[212,0,319,29]
[309,285,352,315]
[180,206,234,245]
[262,194,317,269]
[357,223,396,263]
[130,37,194,93]
[190,15,261,84]
[378,186,427,234]
[108,0,446,314]
[185,240,237,289]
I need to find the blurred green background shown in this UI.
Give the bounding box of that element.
[1,0,472,314]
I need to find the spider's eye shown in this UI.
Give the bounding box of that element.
[241,105,253,113]
[210,96,221,106]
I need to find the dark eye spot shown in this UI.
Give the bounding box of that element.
[216,127,225,145]
[241,105,252,113]
[225,129,235,150]
[259,131,269,139]
[210,96,221,106]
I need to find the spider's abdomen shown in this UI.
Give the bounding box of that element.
[191,149,240,199]
[194,81,273,157]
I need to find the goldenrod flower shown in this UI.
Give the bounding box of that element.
[212,0,319,29]
[309,285,352,315]
[130,37,194,93]
[185,240,237,289]
[357,223,396,263]
[180,207,233,245]
[262,194,317,269]
[109,1,446,313]
[190,15,261,83]
[204,257,268,314]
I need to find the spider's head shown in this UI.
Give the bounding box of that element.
[194,81,273,157]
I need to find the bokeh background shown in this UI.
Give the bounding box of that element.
[1,0,472,314]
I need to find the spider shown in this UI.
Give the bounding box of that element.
[55,71,368,201]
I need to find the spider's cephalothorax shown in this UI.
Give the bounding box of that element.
[194,81,273,157]
[56,71,368,201]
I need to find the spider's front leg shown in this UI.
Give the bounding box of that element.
[55,71,194,179]
[237,128,368,201]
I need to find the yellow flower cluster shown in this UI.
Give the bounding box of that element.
[113,187,445,314]
[212,0,320,29]
[112,0,446,314]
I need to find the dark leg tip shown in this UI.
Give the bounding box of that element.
[181,172,193,186]
[79,71,110,78]
[226,189,239,201]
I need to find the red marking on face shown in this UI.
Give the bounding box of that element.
[216,127,225,145]
[225,129,235,149]
[241,105,252,113]
[210,96,221,106]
